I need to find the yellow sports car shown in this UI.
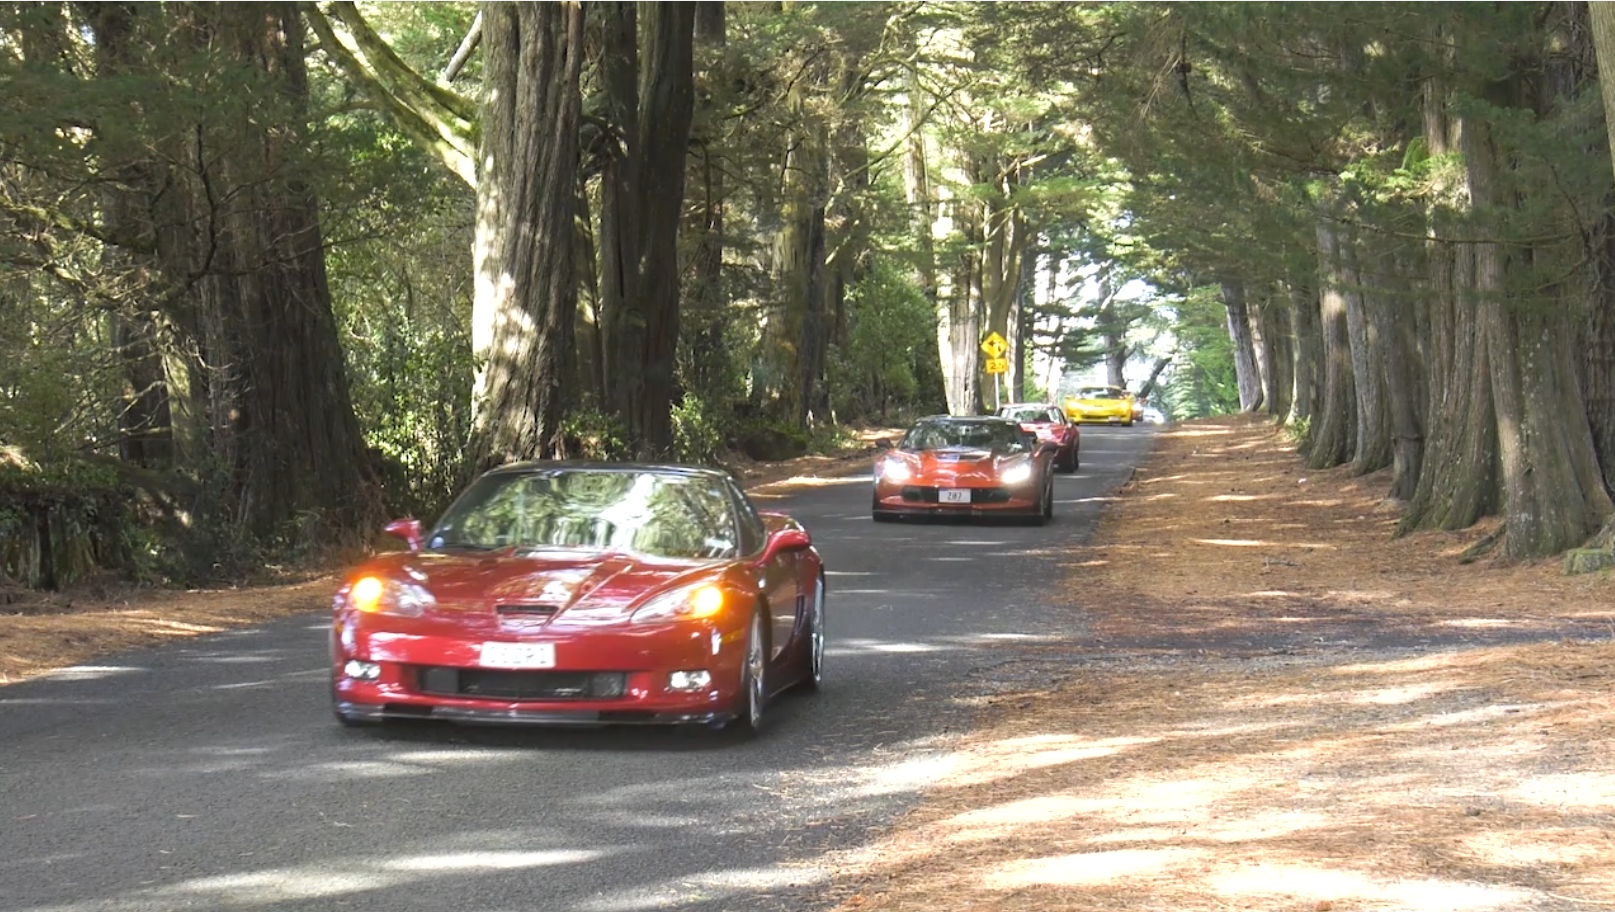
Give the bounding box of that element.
[1062,386,1136,426]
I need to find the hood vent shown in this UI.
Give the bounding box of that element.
[497,603,560,623]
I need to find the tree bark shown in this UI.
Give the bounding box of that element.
[1307,220,1356,469]
[162,2,379,538]
[1286,278,1320,433]
[597,2,696,458]
[1221,281,1263,411]
[1464,114,1612,558]
[1254,290,1292,422]
[470,1,586,467]
[1338,234,1392,474]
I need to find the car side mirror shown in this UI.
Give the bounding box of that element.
[875,438,893,450]
[384,518,423,552]
[758,527,812,564]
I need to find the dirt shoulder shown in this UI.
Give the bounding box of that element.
[0,430,895,685]
[828,414,1615,912]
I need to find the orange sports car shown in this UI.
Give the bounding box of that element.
[872,416,1057,524]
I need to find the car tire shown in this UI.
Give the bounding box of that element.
[331,679,381,729]
[1060,448,1078,473]
[803,572,825,692]
[732,607,769,735]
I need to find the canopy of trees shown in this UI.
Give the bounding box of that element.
[3,1,1614,588]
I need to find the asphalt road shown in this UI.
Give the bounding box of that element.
[0,426,1159,912]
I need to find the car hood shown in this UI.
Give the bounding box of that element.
[351,549,712,620]
[900,447,1029,477]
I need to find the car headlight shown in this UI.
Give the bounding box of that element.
[630,582,726,625]
[878,456,912,482]
[345,576,435,617]
[1001,462,1034,485]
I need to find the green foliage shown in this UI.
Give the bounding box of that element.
[1154,286,1240,420]
[832,262,943,420]
[560,409,632,462]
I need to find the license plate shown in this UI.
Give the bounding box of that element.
[479,641,556,669]
[939,488,971,504]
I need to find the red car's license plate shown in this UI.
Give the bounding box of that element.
[939,489,970,504]
[479,641,557,669]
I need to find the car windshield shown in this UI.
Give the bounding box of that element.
[902,421,1030,452]
[428,469,739,561]
[1077,387,1125,400]
[1001,407,1059,423]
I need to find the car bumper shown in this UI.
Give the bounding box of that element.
[331,616,745,725]
[872,482,1041,516]
[1069,410,1131,424]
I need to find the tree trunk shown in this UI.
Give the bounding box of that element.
[1339,234,1392,474]
[1221,281,1263,411]
[87,3,174,470]
[1464,114,1612,558]
[1400,71,1499,535]
[598,2,696,458]
[682,1,728,418]
[470,1,586,466]
[1307,221,1356,469]
[142,3,380,540]
[1286,278,1320,433]
[1376,252,1425,501]
[1255,291,1292,422]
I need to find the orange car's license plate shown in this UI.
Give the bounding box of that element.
[939,489,970,504]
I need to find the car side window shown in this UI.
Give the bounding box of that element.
[727,481,766,556]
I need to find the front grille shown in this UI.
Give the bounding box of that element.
[415,667,627,701]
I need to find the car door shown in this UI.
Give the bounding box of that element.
[732,485,802,663]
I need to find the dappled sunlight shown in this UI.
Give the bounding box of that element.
[1206,493,1275,502]
[1502,772,1615,808]
[39,664,146,682]
[383,849,610,871]
[828,635,1615,912]
[577,862,830,912]
[1190,538,1337,550]
[1210,865,1531,910]
[985,847,1207,887]
[942,733,1158,789]
[830,638,951,655]
[127,616,228,635]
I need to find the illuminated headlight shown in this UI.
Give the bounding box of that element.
[343,660,382,681]
[878,456,911,482]
[1001,462,1034,485]
[346,576,435,617]
[668,670,712,691]
[631,583,725,624]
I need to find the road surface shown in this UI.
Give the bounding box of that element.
[0,427,1159,912]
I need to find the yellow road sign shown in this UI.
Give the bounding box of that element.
[980,332,1008,359]
[984,357,1009,375]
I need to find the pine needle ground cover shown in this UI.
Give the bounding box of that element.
[829,414,1615,912]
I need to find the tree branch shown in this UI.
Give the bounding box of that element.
[304,1,477,187]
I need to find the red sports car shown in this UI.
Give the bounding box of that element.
[872,416,1057,524]
[996,402,1080,473]
[331,463,825,733]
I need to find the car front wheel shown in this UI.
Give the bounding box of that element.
[732,608,768,734]
[804,573,825,692]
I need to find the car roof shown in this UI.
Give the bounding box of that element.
[481,460,735,482]
[999,402,1060,410]
[913,414,1020,424]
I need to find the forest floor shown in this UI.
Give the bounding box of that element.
[4,418,1613,911]
[824,413,1615,912]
